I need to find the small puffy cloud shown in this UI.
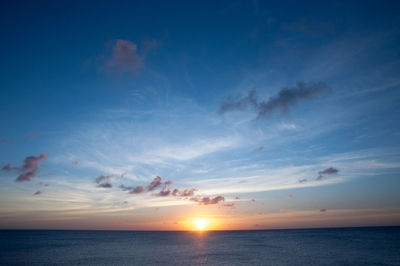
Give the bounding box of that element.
[191,196,225,205]
[33,190,41,195]
[10,154,48,182]
[147,176,163,191]
[298,178,308,183]
[319,167,339,175]
[320,209,327,212]
[104,39,159,74]
[94,175,112,188]
[120,176,224,206]
[220,81,331,119]
[316,167,339,181]
[98,183,112,188]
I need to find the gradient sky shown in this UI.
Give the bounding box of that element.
[1,0,400,230]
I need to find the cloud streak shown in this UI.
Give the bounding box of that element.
[119,176,223,205]
[220,81,331,119]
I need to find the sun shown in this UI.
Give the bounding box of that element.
[195,219,208,231]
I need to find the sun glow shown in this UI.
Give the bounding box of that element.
[195,219,208,231]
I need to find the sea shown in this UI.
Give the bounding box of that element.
[1,227,399,265]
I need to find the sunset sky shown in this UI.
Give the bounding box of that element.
[1,0,400,230]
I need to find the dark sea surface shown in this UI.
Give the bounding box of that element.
[1,227,399,265]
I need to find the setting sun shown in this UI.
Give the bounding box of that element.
[195,219,208,231]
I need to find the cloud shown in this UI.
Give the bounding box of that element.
[2,164,12,172]
[11,154,48,182]
[319,167,339,175]
[120,184,146,194]
[72,161,78,165]
[0,138,7,143]
[120,176,224,205]
[156,189,172,197]
[33,190,41,195]
[298,178,308,183]
[220,81,331,119]
[316,167,339,181]
[104,39,159,74]
[147,176,163,191]
[191,196,225,205]
[94,175,112,188]
[320,209,327,212]
[252,146,264,153]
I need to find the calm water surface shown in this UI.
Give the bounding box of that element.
[1,227,399,265]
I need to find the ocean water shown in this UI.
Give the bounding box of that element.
[0,227,399,265]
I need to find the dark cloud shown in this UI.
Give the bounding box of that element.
[180,188,197,197]
[94,175,112,188]
[39,182,49,187]
[98,183,112,188]
[252,146,264,153]
[147,176,163,191]
[120,184,146,194]
[220,90,258,114]
[316,167,339,181]
[33,190,41,195]
[319,167,339,175]
[235,196,240,200]
[320,208,327,212]
[220,81,331,119]
[191,196,225,205]
[10,154,48,182]
[157,189,172,197]
[298,178,308,183]
[120,176,224,206]
[2,163,12,172]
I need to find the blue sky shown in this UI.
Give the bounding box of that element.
[0,0,400,230]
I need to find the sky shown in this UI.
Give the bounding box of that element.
[0,0,400,231]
